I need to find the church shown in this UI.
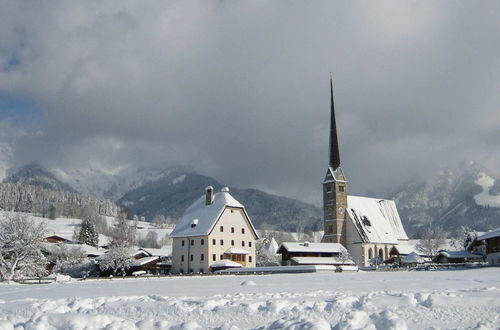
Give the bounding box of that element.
[321,78,409,267]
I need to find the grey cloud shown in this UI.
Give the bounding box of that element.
[0,1,499,205]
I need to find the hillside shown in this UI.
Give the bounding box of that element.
[392,163,500,237]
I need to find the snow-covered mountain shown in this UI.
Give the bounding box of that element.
[5,163,76,192]
[391,162,500,237]
[52,166,179,201]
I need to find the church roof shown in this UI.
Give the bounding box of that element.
[277,242,345,254]
[346,195,409,244]
[170,188,258,238]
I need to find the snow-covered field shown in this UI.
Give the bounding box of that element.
[1,268,499,329]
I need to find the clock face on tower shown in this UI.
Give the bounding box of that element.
[338,207,344,216]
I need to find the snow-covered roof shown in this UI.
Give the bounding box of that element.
[170,188,258,238]
[265,237,279,255]
[402,252,424,264]
[477,227,500,241]
[291,257,354,265]
[436,250,484,259]
[390,244,417,256]
[210,260,243,268]
[347,195,408,244]
[131,256,160,267]
[139,247,172,257]
[224,247,249,255]
[41,243,103,256]
[277,242,345,254]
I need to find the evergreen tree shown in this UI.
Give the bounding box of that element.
[79,216,99,247]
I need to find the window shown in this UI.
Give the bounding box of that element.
[339,185,345,192]
[242,241,245,247]
[220,254,223,260]
[190,254,193,261]
[231,240,234,246]
[220,226,224,232]
[200,268,204,273]
[249,242,252,247]
[201,254,204,261]
[190,239,194,246]
[181,255,184,262]
[326,185,332,192]
[212,254,216,261]
[242,228,245,234]
[212,239,216,245]
[231,227,235,233]
[182,240,185,246]
[201,239,204,245]
[220,239,224,245]
[249,256,252,263]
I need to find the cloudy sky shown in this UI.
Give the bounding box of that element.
[0,1,499,204]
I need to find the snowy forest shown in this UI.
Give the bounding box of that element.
[0,182,119,218]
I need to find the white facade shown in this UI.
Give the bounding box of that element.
[170,187,258,273]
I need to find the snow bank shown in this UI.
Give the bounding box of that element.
[0,268,499,329]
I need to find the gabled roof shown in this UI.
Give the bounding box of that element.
[323,166,347,183]
[291,257,354,266]
[347,195,408,244]
[477,227,500,241]
[277,242,345,254]
[170,188,258,238]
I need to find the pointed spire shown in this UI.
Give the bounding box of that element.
[329,75,341,170]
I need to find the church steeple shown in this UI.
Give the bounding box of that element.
[322,76,348,245]
[329,76,341,170]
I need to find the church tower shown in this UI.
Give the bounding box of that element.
[322,77,348,245]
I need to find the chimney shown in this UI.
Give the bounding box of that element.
[221,187,230,193]
[191,219,199,228]
[304,241,310,247]
[205,186,214,205]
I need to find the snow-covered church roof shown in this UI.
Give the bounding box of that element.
[346,195,408,244]
[170,187,258,238]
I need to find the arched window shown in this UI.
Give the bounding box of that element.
[378,248,384,260]
[368,248,373,260]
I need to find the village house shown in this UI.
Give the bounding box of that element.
[321,78,410,267]
[277,241,353,266]
[170,186,258,273]
[476,227,500,265]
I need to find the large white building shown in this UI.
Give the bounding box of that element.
[170,186,258,273]
[322,78,409,267]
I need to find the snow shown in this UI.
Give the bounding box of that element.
[290,257,352,265]
[277,242,344,254]
[474,172,500,208]
[224,247,249,255]
[210,260,242,268]
[1,268,499,329]
[172,174,186,185]
[131,256,160,267]
[402,252,424,264]
[347,196,409,244]
[477,227,500,241]
[170,188,257,238]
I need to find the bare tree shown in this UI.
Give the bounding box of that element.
[98,245,133,276]
[0,213,47,281]
[416,227,447,257]
[338,247,353,264]
[138,231,160,248]
[450,225,477,250]
[49,243,87,274]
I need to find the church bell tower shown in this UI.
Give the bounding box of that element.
[322,77,348,245]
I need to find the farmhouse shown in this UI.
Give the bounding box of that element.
[277,241,354,266]
[321,78,409,267]
[170,186,258,273]
[476,227,500,265]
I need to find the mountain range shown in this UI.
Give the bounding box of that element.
[3,162,500,237]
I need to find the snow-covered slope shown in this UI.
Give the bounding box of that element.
[393,163,500,237]
[0,268,498,329]
[53,166,178,201]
